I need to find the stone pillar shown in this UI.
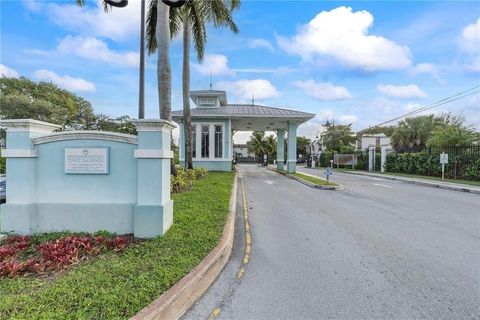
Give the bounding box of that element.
[380,145,388,173]
[287,122,298,173]
[276,129,285,171]
[0,119,60,234]
[368,146,375,172]
[133,120,176,238]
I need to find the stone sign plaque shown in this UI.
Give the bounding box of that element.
[65,147,109,174]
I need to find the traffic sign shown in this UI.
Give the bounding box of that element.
[440,153,448,164]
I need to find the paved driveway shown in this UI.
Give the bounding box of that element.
[183,165,480,320]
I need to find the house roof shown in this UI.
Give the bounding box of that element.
[172,104,315,120]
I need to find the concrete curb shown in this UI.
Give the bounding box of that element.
[343,171,480,195]
[269,168,341,191]
[131,171,239,320]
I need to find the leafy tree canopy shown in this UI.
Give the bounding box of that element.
[0,77,136,135]
[0,77,95,129]
[426,125,479,148]
[321,122,356,151]
[390,113,475,149]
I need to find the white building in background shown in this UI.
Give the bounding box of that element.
[233,144,255,158]
[357,133,392,150]
[309,136,325,158]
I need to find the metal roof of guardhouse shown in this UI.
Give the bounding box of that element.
[172,104,315,119]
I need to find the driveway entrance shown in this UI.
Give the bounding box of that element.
[184,165,479,319]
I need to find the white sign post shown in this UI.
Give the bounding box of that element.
[440,152,448,180]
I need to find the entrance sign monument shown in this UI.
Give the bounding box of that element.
[0,119,175,238]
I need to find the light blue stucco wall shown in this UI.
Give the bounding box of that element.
[0,119,175,238]
[36,140,137,203]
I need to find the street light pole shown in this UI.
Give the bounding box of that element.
[138,0,145,119]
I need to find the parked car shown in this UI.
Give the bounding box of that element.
[0,176,5,203]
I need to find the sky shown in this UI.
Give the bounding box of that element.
[1,0,479,143]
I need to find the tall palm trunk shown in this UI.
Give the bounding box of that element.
[156,1,171,120]
[183,17,193,169]
[156,1,176,175]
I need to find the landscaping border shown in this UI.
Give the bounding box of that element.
[131,170,238,320]
[269,168,341,190]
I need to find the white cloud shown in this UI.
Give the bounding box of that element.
[293,80,352,101]
[33,69,95,92]
[0,64,20,78]
[459,18,480,54]
[57,35,139,67]
[192,54,235,76]
[21,0,43,12]
[404,102,423,111]
[411,63,437,75]
[216,79,280,101]
[277,6,411,71]
[459,18,480,73]
[248,39,274,52]
[464,57,480,72]
[340,115,357,124]
[410,63,444,82]
[377,84,427,99]
[47,1,140,42]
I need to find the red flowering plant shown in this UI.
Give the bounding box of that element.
[0,233,134,278]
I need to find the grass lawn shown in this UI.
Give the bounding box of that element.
[292,172,337,186]
[0,171,235,320]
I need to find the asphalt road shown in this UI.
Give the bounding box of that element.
[183,165,480,320]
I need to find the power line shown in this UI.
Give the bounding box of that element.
[367,85,480,128]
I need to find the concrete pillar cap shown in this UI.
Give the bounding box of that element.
[0,119,61,133]
[132,119,176,132]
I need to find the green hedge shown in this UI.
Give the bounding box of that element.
[385,152,480,180]
[0,157,4,174]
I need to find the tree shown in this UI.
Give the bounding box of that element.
[427,126,479,148]
[0,77,95,129]
[296,136,311,157]
[265,134,277,160]
[247,131,267,159]
[391,115,438,149]
[390,113,471,150]
[148,0,239,169]
[321,122,356,151]
[356,125,395,140]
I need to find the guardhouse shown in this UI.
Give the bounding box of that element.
[172,90,314,173]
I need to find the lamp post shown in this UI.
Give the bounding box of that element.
[104,0,185,119]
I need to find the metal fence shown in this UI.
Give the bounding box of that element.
[388,145,480,181]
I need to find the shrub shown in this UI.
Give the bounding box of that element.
[0,157,5,174]
[0,234,133,278]
[171,168,208,194]
[194,167,208,179]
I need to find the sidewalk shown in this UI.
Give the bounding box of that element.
[343,171,480,195]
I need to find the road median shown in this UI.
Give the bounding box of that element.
[269,168,342,190]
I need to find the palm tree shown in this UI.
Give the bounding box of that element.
[148,0,240,169]
[265,134,277,161]
[247,131,267,161]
